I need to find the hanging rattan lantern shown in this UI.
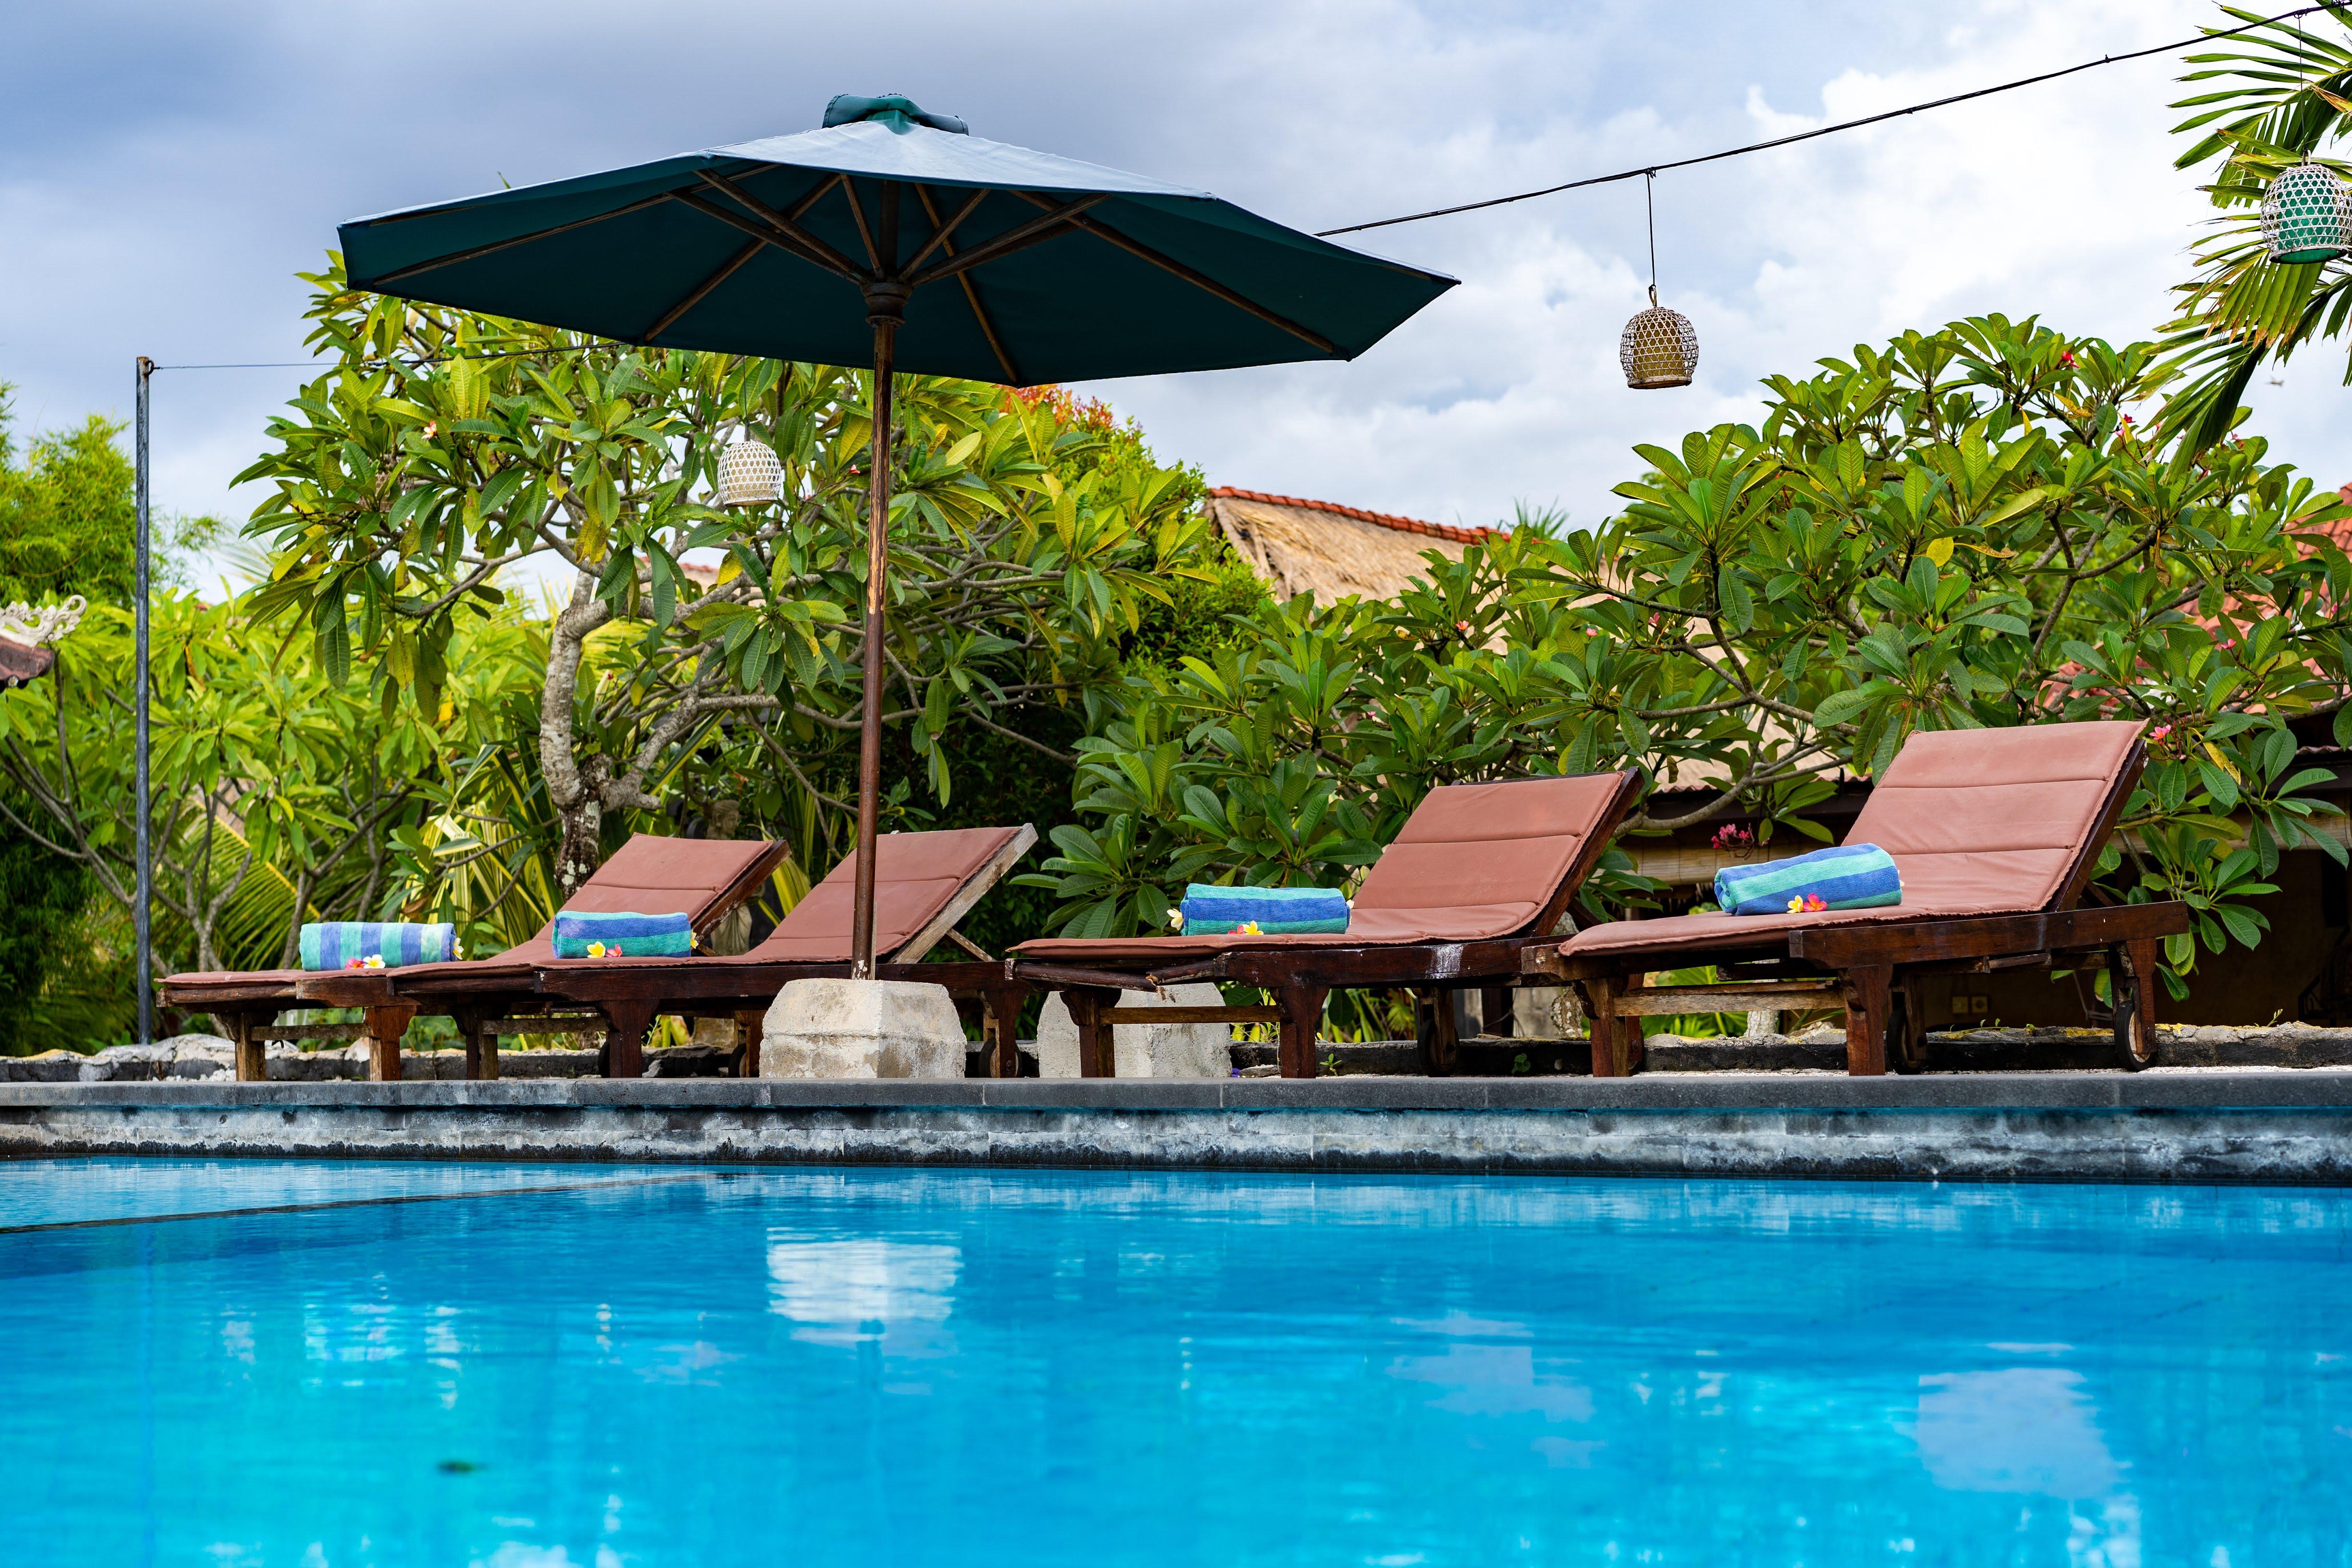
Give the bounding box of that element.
[1621,171,1697,389]
[714,437,783,507]
[2262,160,2352,265]
[1621,286,1698,389]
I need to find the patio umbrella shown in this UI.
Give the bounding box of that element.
[338,93,1456,974]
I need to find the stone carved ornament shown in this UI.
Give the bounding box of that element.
[0,595,87,686]
[0,596,87,646]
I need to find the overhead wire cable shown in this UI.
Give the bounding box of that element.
[152,343,613,373]
[1316,1,2351,236]
[146,4,2352,366]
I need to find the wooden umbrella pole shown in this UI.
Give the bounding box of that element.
[851,307,900,978]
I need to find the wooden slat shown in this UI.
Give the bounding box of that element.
[1788,902,2188,968]
[253,1022,364,1041]
[1102,1006,1282,1026]
[1532,903,2193,984]
[1608,982,1841,1017]
[481,1016,605,1037]
[1907,950,2057,976]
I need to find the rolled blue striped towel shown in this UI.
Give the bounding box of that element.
[299,922,457,971]
[551,910,694,958]
[1714,843,1903,917]
[1176,884,1349,936]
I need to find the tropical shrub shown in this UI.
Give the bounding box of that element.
[0,590,542,980]
[238,261,1217,897]
[0,384,197,1045]
[1029,316,2351,997]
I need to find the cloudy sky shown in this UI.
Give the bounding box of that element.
[0,0,2342,580]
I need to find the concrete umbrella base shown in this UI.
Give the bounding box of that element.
[762,978,968,1079]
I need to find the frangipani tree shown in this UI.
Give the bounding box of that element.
[240,261,1212,891]
[1032,316,2351,993]
[0,591,538,976]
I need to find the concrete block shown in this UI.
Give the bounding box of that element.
[1514,985,1581,1039]
[763,978,968,1080]
[1035,983,1234,1078]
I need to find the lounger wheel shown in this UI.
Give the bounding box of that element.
[1887,988,1928,1075]
[2110,965,2155,1072]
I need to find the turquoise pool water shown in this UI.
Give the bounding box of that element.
[7,1159,2349,1567]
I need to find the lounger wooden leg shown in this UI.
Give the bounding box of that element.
[362,1004,415,1083]
[1277,985,1328,1079]
[1888,980,1929,1074]
[735,1009,765,1079]
[230,1014,266,1082]
[1066,987,1117,1078]
[2114,938,2160,1069]
[1583,976,1640,1077]
[1416,989,1460,1076]
[454,1009,491,1082]
[982,983,1028,1079]
[1842,965,1892,1076]
[602,1000,656,1080]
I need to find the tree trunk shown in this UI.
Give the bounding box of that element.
[541,571,613,897]
[554,793,603,899]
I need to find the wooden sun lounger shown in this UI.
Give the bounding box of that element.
[526,824,1038,1079]
[1008,772,1641,1078]
[281,834,790,1081]
[1521,720,2192,1076]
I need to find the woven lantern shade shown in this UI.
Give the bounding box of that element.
[2262,161,2352,265]
[715,438,783,507]
[1620,288,1698,389]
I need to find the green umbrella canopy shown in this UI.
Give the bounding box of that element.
[338,94,1456,981]
[337,94,1457,385]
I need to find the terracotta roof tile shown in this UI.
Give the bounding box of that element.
[1209,487,1496,546]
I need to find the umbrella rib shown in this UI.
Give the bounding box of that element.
[784,170,847,222]
[360,191,676,287]
[1012,194,1338,355]
[913,185,1022,385]
[957,277,1022,386]
[669,190,866,285]
[905,194,1110,288]
[901,185,990,275]
[642,237,764,342]
[693,170,872,282]
[837,177,883,271]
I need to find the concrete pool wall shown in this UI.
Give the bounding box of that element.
[4,1072,2351,1185]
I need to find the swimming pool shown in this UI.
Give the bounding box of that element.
[7,1159,2348,1566]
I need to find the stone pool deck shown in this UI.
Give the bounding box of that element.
[4,1070,2351,1185]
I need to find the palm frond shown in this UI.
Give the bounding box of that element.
[2157,5,2352,450]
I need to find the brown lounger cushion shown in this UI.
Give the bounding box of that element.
[1561,719,2144,960]
[542,825,1030,970]
[1015,772,1634,962]
[742,826,1026,961]
[158,968,310,1000]
[331,835,783,985]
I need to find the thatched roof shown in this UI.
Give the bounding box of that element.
[1208,488,1493,604]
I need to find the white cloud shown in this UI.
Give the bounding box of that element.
[0,0,2339,578]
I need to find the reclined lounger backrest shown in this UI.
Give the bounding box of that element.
[748,826,1029,961]
[1343,772,1637,943]
[511,834,783,964]
[1842,719,2146,916]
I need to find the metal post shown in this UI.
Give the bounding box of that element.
[134,357,154,1044]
